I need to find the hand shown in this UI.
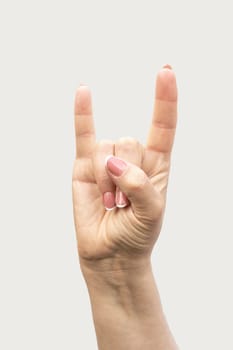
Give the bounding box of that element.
[72,66,177,270]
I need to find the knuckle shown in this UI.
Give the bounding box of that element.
[126,169,148,192]
[116,137,139,151]
[97,139,114,148]
[98,173,110,185]
[118,136,137,144]
[94,139,114,159]
[117,136,138,146]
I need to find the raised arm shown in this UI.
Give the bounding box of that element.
[72,65,178,349]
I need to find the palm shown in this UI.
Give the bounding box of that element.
[72,67,177,261]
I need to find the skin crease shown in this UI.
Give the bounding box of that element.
[72,66,179,350]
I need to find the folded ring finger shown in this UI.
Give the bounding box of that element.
[93,140,116,211]
[114,137,144,208]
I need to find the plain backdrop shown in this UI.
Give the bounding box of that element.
[0,1,232,349]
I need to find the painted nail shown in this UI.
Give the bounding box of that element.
[103,191,116,211]
[162,63,172,70]
[105,156,127,176]
[115,187,128,208]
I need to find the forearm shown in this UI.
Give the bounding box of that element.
[80,258,178,350]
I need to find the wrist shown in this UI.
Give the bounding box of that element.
[79,255,162,317]
[79,254,178,350]
[79,252,152,286]
[89,268,161,320]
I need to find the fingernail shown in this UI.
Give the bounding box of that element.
[162,64,172,70]
[115,187,128,208]
[103,192,116,211]
[105,156,127,176]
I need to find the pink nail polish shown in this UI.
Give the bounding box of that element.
[115,187,128,208]
[105,156,127,176]
[103,192,116,211]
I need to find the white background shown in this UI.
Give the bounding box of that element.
[0,1,232,349]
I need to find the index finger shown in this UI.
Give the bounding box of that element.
[74,85,96,159]
[146,66,178,154]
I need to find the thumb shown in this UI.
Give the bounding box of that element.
[105,156,162,221]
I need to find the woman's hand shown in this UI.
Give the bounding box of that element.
[72,66,177,270]
[72,67,179,350]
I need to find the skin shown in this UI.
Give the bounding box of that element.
[72,65,178,349]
